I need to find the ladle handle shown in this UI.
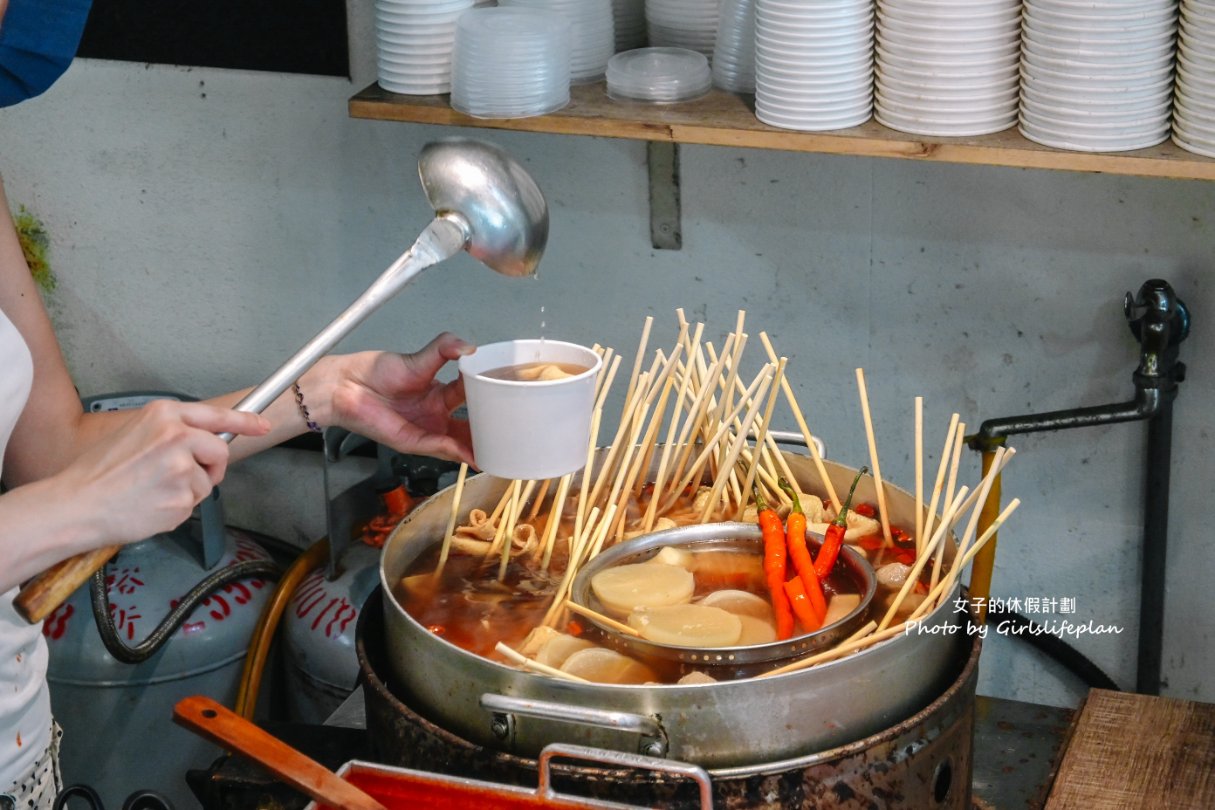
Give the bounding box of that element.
[14,545,122,623]
[13,217,470,625]
[173,695,387,810]
[219,214,469,439]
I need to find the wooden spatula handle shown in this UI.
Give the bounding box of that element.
[14,545,122,623]
[174,695,387,810]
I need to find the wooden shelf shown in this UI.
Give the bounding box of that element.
[350,81,1215,182]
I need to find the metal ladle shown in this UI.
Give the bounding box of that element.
[224,135,548,430]
[15,137,548,624]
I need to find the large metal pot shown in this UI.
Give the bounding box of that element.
[378,453,966,769]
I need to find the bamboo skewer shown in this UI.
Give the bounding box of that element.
[945,447,1009,596]
[642,333,701,531]
[583,503,620,576]
[595,354,623,413]
[586,374,651,513]
[659,339,738,513]
[527,478,553,522]
[855,368,893,548]
[696,369,776,523]
[942,421,967,537]
[759,619,914,678]
[494,642,588,682]
[734,357,785,521]
[915,397,924,558]
[951,447,1017,522]
[664,364,774,516]
[877,485,970,631]
[918,499,1023,617]
[543,505,601,628]
[433,462,469,579]
[539,474,573,570]
[564,600,642,637]
[709,350,801,508]
[932,420,967,591]
[605,381,664,540]
[587,359,656,510]
[593,348,617,404]
[497,479,523,582]
[635,327,689,494]
[759,332,840,509]
[622,315,654,411]
[921,413,959,555]
[573,407,604,553]
[660,335,733,500]
[843,620,878,645]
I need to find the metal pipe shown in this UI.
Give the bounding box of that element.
[965,279,1187,696]
[970,451,1001,624]
[1139,394,1173,695]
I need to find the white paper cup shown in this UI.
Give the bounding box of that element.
[459,339,602,480]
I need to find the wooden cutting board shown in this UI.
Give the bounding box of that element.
[1044,688,1215,809]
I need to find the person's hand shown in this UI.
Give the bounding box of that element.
[322,332,476,465]
[59,400,270,546]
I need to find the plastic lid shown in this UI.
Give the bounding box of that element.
[607,47,713,102]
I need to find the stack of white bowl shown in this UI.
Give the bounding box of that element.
[875,0,1021,136]
[450,7,573,117]
[607,47,713,101]
[613,0,648,51]
[713,0,756,92]
[375,0,475,95]
[1174,0,1215,155]
[646,0,719,57]
[502,0,615,82]
[754,0,874,131]
[1020,0,1178,152]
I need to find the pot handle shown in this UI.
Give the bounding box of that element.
[538,743,714,810]
[479,694,669,757]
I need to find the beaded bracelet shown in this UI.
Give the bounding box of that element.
[292,381,322,433]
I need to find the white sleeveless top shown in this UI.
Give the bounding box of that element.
[0,302,47,789]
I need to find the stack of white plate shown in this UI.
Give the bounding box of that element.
[607,47,713,101]
[375,0,475,95]
[450,7,573,117]
[647,0,719,57]
[1174,0,1215,155]
[613,0,648,51]
[502,0,615,82]
[875,0,1021,136]
[754,0,874,131]
[713,0,756,92]
[1020,0,1178,152]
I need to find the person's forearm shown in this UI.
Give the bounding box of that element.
[211,355,342,462]
[0,475,105,592]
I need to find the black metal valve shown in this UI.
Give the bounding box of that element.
[1124,278,1189,389]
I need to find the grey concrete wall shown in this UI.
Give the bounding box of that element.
[3,13,1212,711]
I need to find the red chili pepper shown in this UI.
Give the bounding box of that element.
[754,485,794,640]
[778,478,827,626]
[783,577,822,633]
[891,526,915,549]
[853,502,878,519]
[814,466,869,580]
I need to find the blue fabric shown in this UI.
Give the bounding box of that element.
[0,0,94,107]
